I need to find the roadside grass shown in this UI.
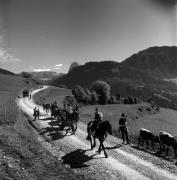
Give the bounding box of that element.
[33,86,177,161]
[33,86,72,106]
[0,76,84,180]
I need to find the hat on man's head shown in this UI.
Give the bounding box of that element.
[121,113,125,117]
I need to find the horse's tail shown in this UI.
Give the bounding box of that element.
[86,121,93,140]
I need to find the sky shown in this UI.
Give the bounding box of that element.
[0,0,176,73]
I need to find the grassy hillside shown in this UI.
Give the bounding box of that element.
[33,86,72,106]
[0,75,83,180]
[122,46,177,78]
[0,68,15,75]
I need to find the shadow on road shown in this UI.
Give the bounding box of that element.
[48,131,65,140]
[39,126,72,140]
[105,144,123,150]
[39,127,61,134]
[131,144,175,162]
[40,117,52,121]
[61,149,97,168]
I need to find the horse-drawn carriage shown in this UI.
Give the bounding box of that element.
[49,103,79,135]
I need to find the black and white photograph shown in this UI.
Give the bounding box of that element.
[0,0,177,179]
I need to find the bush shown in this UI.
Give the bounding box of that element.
[72,85,88,104]
[84,88,92,104]
[109,95,117,104]
[116,94,121,101]
[91,81,111,104]
[89,90,98,105]
[127,95,134,104]
[124,98,129,104]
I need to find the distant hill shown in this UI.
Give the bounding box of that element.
[51,60,159,88]
[0,68,15,75]
[51,46,177,110]
[30,71,58,80]
[68,61,79,73]
[121,46,177,79]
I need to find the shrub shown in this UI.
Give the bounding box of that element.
[124,98,129,104]
[116,94,121,101]
[127,95,134,104]
[109,95,117,104]
[134,97,139,104]
[90,90,99,105]
[84,88,92,104]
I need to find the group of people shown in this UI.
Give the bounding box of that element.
[62,103,79,114]
[33,101,129,144]
[93,107,129,144]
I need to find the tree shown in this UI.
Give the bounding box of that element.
[127,95,134,104]
[91,81,111,104]
[109,95,117,104]
[84,88,92,104]
[21,72,32,78]
[116,94,121,101]
[90,90,99,105]
[72,85,87,104]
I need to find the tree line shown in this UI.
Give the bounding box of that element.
[71,80,141,105]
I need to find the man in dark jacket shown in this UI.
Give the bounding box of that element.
[119,113,129,144]
[94,107,103,123]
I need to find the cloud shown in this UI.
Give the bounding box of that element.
[53,67,62,70]
[33,68,51,72]
[0,48,21,63]
[53,64,63,70]
[55,64,63,67]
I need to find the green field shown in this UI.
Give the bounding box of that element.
[33,86,72,106]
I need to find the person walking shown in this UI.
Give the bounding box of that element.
[37,109,40,120]
[33,107,37,120]
[119,113,129,144]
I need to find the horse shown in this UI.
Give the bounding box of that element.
[62,110,80,134]
[50,107,62,127]
[50,103,58,118]
[138,128,159,150]
[159,131,177,157]
[86,120,112,158]
[42,103,51,114]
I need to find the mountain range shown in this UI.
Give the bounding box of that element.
[51,46,177,110]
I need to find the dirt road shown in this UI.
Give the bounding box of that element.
[18,86,177,180]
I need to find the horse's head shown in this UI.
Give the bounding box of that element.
[104,120,112,135]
